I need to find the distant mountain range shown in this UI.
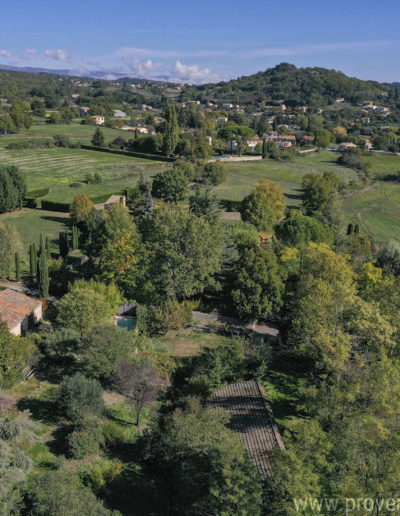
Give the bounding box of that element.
[0,63,135,80]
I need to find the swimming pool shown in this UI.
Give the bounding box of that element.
[116,318,137,331]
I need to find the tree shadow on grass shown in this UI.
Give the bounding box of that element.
[17,397,59,426]
[40,215,71,226]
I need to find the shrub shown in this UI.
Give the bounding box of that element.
[57,373,104,423]
[202,161,228,185]
[67,416,105,459]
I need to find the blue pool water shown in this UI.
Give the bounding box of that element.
[117,318,137,331]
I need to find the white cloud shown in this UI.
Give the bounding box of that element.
[167,60,220,84]
[121,57,162,76]
[26,48,38,55]
[0,49,12,58]
[44,48,70,61]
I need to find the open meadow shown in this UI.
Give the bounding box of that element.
[2,124,400,246]
[219,150,358,203]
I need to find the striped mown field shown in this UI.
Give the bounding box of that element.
[0,146,167,203]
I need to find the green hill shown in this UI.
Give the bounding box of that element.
[183,62,389,107]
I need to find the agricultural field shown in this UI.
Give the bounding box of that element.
[0,147,166,204]
[0,123,131,147]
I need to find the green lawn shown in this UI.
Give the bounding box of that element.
[1,208,69,260]
[340,182,400,242]
[218,151,358,203]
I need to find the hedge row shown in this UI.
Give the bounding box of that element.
[41,200,72,212]
[26,187,50,198]
[80,144,177,163]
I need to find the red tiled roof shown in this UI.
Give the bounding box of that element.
[207,378,285,478]
[0,289,41,330]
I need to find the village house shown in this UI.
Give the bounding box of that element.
[92,115,105,126]
[122,126,149,134]
[246,137,262,149]
[264,131,278,141]
[0,289,42,336]
[374,106,391,115]
[113,109,127,118]
[222,103,233,109]
[303,135,315,144]
[216,117,228,124]
[79,106,90,116]
[359,136,373,150]
[278,134,296,144]
[339,142,358,151]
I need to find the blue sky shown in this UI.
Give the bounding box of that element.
[1,0,400,83]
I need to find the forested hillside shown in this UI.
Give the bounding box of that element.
[183,63,389,106]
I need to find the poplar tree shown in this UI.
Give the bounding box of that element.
[162,104,179,157]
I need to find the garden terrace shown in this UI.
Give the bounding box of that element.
[207,378,285,479]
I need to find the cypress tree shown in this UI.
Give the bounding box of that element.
[262,138,267,159]
[347,223,353,235]
[141,186,154,218]
[39,233,44,256]
[354,224,360,234]
[37,252,49,298]
[30,243,37,277]
[29,245,34,275]
[72,226,79,250]
[45,236,51,259]
[15,252,20,281]
[59,232,69,259]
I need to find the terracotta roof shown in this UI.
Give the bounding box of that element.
[207,378,285,478]
[278,134,296,140]
[221,211,242,221]
[0,289,42,331]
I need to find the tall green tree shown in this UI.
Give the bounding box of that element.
[37,251,49,298]
[162,104,179,157]
[59,232,69,259]
[151,167,189,203]
[15,252,20,281]
[141,204,222,300]
[29,243,37,277]
[231,245,284,322]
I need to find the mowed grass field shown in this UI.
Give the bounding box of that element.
[0,146,166,203]
[0,123,131,146]
[219,151,358,203]
[0,209,69,265]
[341,183,400,242]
